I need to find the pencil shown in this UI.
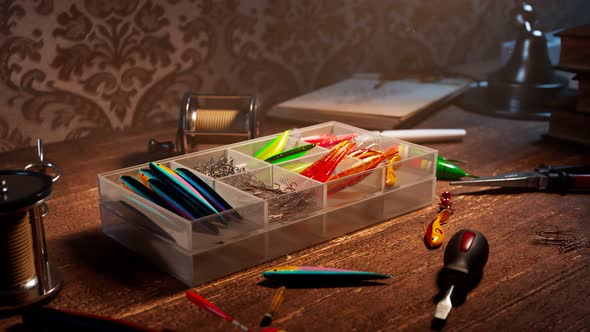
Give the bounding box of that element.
[260,286,286,327]
[371,129,466,143]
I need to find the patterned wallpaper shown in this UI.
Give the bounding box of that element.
[0,0,588,152]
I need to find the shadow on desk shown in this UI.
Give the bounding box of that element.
[455,187,545,196]
[60,228,185,291]
[538,134,590,152]
[455,187,590,196]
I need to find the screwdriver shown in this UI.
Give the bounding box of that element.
[434,229,489,321]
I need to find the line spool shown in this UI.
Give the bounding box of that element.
[0,170,62,310]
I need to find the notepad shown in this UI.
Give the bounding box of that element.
[267,74,471,130]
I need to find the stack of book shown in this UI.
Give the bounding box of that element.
[549,24,590,144]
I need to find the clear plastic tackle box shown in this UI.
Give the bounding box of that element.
[98,122,437,286]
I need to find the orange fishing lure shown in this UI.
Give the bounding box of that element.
[425,209,452,249]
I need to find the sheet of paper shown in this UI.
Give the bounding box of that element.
[277,78,469,118]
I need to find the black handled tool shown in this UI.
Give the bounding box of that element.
[434,229,489,321]
[450,164,590,194]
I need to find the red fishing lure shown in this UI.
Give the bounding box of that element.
[301,133,359,147]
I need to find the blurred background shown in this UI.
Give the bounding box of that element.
[0,0,588,152]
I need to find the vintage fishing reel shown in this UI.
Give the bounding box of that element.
[0,140,62,310]
[149,93,258,154]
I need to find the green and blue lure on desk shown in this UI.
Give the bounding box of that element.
[262,265,391,283]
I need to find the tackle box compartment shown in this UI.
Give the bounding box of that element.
[98,121,437,286]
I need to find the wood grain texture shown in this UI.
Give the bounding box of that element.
[1,106,589,331]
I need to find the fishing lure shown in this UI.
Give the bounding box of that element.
[326,154,385,195]
[329,154,385,182]
[424,208,452,249]
[328,147,401,194]
[439,191,454,213]
[385,154,402,186]
[149,162,220,215]
[436,155,478,180]
[262,265,391,283]
[300,141,355,182]
[348,148,382,159]
[348,146,398,161]
[382,146,400,160]
[301,133,359,147]
[120,175,171,211]
[175,168,234,213]
[281,162,312,173]
[121,176,217,234]
[264,143,316,164]
[328,145,400,193]
[137,168,156,187]
[254,129,291,160]
[147,178,219,234]
[299,141,346,179]
[146,178,200,220]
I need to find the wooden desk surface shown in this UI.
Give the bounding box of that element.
[1,106,589,331]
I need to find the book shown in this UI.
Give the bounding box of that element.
[266,75,471,130]
[574,72,590,113]
[547,29,589,145]
[554,23,590,114]
[556,24,590,70]
[548,107,590,145]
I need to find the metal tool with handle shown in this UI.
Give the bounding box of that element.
[434,229,489,321]
[450,165,590,194]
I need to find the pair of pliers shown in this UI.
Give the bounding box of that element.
[450,165,590,194]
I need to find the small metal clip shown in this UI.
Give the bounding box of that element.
[559,239,589,253]
[533,226,589,253]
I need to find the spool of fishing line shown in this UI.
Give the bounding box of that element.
[0,170,62,310]
[148,94,258,154]
[177,94,258,152]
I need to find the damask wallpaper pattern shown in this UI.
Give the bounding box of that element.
[0,0,588,152]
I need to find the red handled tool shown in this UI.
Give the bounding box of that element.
[186,290,287,332]
[434,229,489,321]
[186,290,250,332]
